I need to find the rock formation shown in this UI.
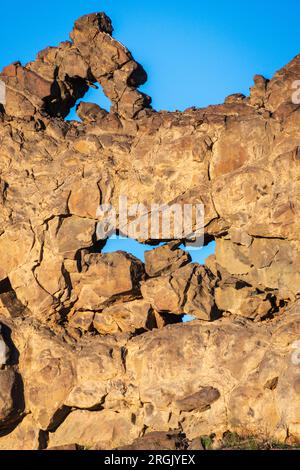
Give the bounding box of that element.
[0,11,300,449]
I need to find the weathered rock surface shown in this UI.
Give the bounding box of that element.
[93,299,155,335]
[0,11,300,449]
[141,263,216,320]
[0,314,299,448]
[71,251,145,313]
[0,369,17,423]
[144,241,191,277]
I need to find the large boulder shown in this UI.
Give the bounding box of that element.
[141,263,217,320]
[93,299,155,335]
[48,409,143,450]
[72,251,145,312]
[144,242,191,277]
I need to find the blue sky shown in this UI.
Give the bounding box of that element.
[1,1,299,263]
[1,1,300,111]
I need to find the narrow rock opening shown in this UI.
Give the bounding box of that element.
[67,235,218,336]
[101,235,163,262]
[99,235,216,265]
[43,76,89,119]
[97,235,217,324]
[65,85,111,122]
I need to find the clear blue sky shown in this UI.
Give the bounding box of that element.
[1,1,299,263]
[1,0,299,111]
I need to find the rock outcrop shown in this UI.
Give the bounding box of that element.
[0,11,300,449]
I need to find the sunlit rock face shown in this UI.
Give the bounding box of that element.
[0,11,300,449]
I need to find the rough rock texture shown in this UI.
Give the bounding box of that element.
[0,11,300,449]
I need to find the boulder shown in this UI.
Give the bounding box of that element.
[144,241,191,277]
[141,263,216,320]
[73,251,145,311]
[0,9,300,450]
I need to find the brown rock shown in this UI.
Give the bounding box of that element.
[0,415,41,450]
[93,299,154,335]
[174,387,220,412]
[144,242,191,277]
[0,9,300,450]
[64,342,122,410]
[15,323,75,430]
[141,263,216,320]
[73,251,145,311]
[116,431,188,450]
[215,284,273,320]
[48,409,143,450]
[76,102,108,122]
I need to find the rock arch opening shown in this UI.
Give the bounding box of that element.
[65,85,111,121]
[91,235,217,325]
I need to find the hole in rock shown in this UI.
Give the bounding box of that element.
[65,85,111,121]
[101,235,163,262]
[100,236,216,265]
[181,240,216,322]
[99,236,216,324]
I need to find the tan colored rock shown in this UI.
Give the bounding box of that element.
[215,284,273,320]
[249,74,268,107]
[48,409,143,449]
[125,314,300,441]
[0,415,41,450]
[215,239,251,275]
[68,180,100,218]
[227,384,280,437]
[141,263,216,320]
[14,323,75,430]
[216,237,300,300]
[76,102,108,122]
[47,216,96,259]
[74,136,101,155]
[93,299,154,335]
[64,341,123,409]
[73,251,144,311]
[68,311,94,331]
[141,275,181,314]
[0,228,34,282]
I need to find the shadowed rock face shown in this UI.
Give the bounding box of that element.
[0,11,300,449]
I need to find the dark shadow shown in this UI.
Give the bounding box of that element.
[0,322,19,365]
[43,76,89,119]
